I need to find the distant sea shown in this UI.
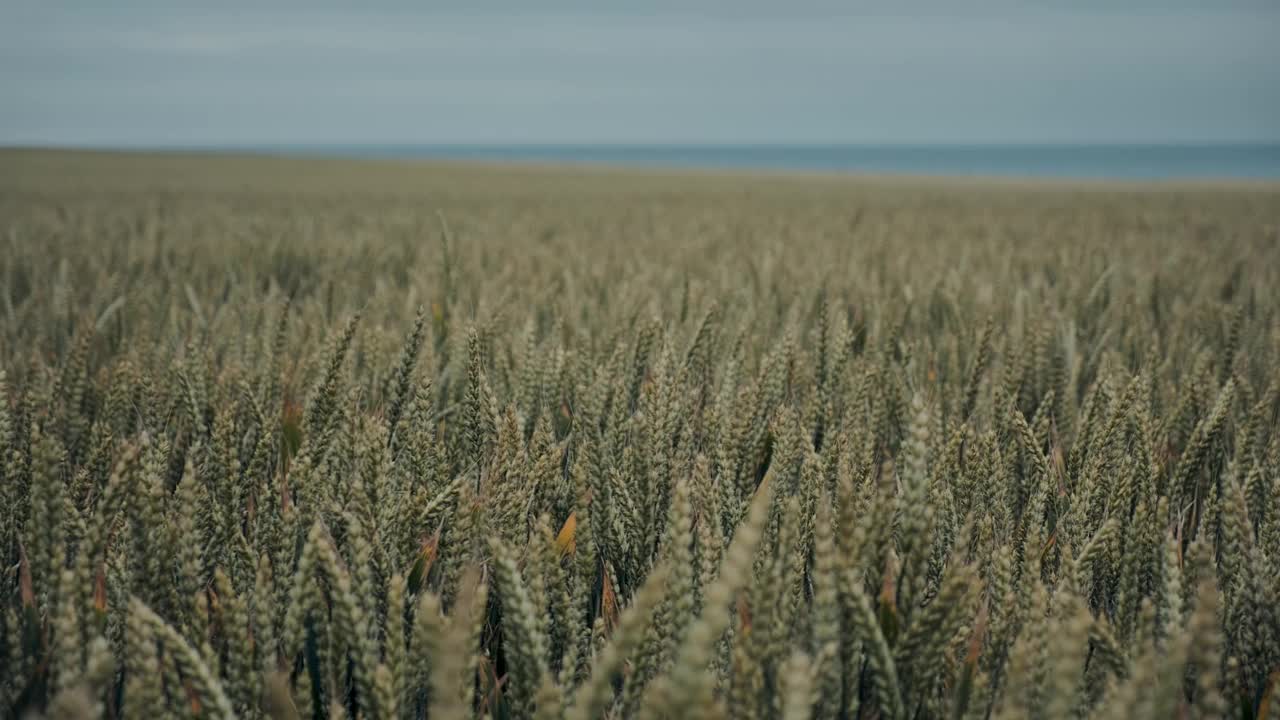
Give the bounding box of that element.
[232,144,1280,180]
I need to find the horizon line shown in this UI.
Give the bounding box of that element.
[6,140,1280,151]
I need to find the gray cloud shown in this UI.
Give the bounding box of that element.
[2,1,1278,144]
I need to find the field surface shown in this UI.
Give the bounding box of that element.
[2,149,1280,719]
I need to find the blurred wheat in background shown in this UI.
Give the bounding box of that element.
[2,150,1279,719]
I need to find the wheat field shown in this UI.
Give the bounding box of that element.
[2,149,1279,719]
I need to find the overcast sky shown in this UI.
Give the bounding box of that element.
[3,1,1278,146]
